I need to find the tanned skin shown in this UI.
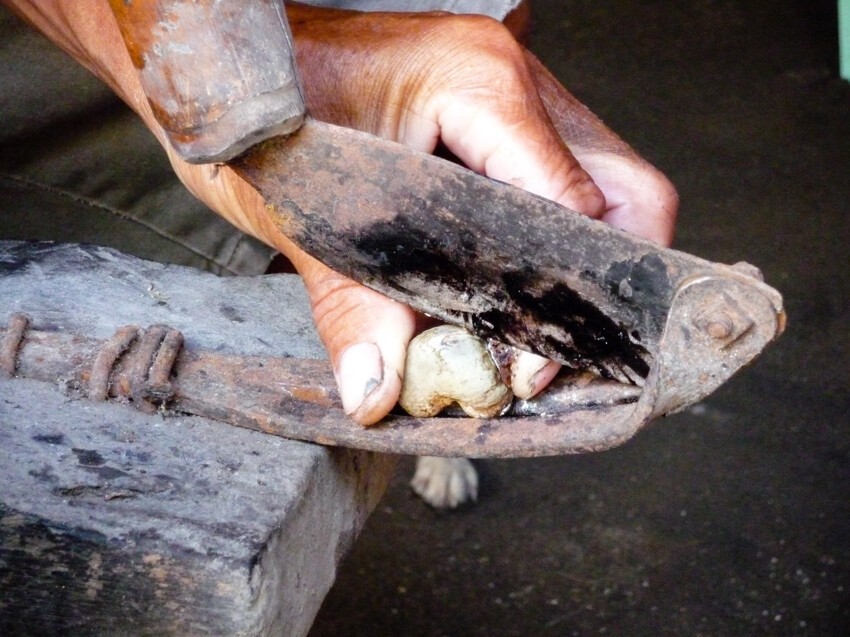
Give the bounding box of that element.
[2,1,677,424]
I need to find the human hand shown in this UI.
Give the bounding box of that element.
[281,6,678,422]
[8,1,677,425]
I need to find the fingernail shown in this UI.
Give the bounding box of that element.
[527,360,561,398]
[512,352,560,399]
[336,342,384,415]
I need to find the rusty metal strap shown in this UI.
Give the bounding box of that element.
[5,314,184,414]
[0,313,29,378]
[89,325,139,401]
[2,314,654,458]
[1,283,782,458]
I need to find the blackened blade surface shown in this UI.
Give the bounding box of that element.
[231,119,687,379]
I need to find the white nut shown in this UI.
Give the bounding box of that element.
[399,325,513,418]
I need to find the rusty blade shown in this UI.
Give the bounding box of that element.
[231,119,750,383]
[6,324,650,458]
[2,270,783,458]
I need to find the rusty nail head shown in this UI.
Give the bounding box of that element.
[704,315,734,340]
[692,297,753,345]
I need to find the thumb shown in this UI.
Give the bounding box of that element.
[293,251,418,426]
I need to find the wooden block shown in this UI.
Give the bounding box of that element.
[0,379,395,635]
[0,242,397,635]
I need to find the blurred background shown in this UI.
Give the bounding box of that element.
[309,1,850,635]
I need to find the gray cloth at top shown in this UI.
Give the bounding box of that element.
[303,0,520,19]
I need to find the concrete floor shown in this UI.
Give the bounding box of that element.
[309,1,850,635]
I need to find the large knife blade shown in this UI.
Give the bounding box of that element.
[231,118,782,385]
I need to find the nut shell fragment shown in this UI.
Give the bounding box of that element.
[400,326,513,418]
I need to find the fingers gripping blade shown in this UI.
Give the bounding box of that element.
[231,119,783,390]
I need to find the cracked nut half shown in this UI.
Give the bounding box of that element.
[399,325,513,418]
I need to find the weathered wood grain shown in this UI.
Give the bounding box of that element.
[0,241,397,635]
